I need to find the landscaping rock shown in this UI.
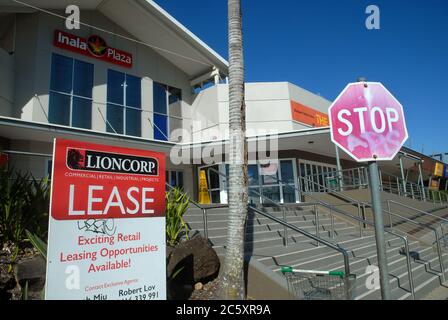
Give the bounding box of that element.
[14,255,46,300]
[167,236,220,299]
[168,236,220,283]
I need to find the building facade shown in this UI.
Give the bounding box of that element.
[0,0,443,205]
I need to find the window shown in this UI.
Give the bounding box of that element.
[153,82,182,141]
[166,170,184,189]
[298,160,337,192]
[107,70,141,137]
[46,159,53,180]
[49,54,94,129]
[246,160,299,204]
[153,82,168,141]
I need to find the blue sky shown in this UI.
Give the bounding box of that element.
[155,0,448,157]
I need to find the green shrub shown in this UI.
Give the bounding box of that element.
[165,187,190,246]
[0,168,50,245]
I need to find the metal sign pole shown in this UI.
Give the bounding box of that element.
[368,160,392,300]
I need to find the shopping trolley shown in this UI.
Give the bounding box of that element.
[281,266,356,300]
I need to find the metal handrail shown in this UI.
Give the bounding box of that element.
[205,166,416,298]
[165,183,228,240]
[298,189,416,299]
[209,167,338,246]
[301,175,447,283]
[387,199,448,236]
[383,208,446,282]
[248,204,353,299]
[381,170,448,205]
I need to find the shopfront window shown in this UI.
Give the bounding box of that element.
[299,160,337,192]
[201,160,299,204]
[166,170,184,190]
[49,54,93,129]
[106,70,141,137]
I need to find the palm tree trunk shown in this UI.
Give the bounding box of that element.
[218,0,248,300]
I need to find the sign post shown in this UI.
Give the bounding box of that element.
[45,139,166,300]
[329,81,408,300]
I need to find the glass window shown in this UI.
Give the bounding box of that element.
[107,70,125,105]
[248,165,259,186]
[48,92,70,126]
[72,97,92,129]
[106,70,141,137]
[261,163,279,185]
[280,160,294,184]
[170,172,177,186]
[73,60,93,98]
[46,160,53,180]
[50,54,72,94]
[262,186,280,203]
[178,171,183,188]
[126,107,141,137]
[209,168,220,189]
[126,74,141,109]
[166,171,184,189]
[106,104,124,134]
[154,114,168,141]
[153,82,167,114]
[49,54,93,129]
[249,187,261,204]
[210,191,220,204]
[282,186,296,203]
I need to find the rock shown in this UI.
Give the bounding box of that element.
[194,282,203,291]
[167,236,220,283]
[0,271,16,300]
[167,236,220,299]
[13,255,46,300]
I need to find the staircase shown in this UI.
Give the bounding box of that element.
[184,204,448,300]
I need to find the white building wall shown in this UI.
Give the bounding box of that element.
[287,83,331,115]
[190,82,332,141]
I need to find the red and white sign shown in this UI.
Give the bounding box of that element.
[45,139,166,300]
[54,30,133,68]
[329,82,408,162]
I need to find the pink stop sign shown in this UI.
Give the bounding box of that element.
[329,82,408,162]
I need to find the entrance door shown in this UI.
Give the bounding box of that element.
[248,159,299,204]
[198,164,226,204]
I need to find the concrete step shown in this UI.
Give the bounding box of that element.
[212,231,355,253]
[264,236,410,271]
[186,215,336,231]
[202,219,348,238]
[355,249,448,300]
[209,226,359,248]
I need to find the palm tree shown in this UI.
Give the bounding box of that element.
[218,0,248,299]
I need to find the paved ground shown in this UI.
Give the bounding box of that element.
[422,281,448,300]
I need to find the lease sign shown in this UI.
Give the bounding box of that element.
[45,139,166,300]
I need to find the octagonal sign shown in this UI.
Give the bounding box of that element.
[329,82,408,162]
